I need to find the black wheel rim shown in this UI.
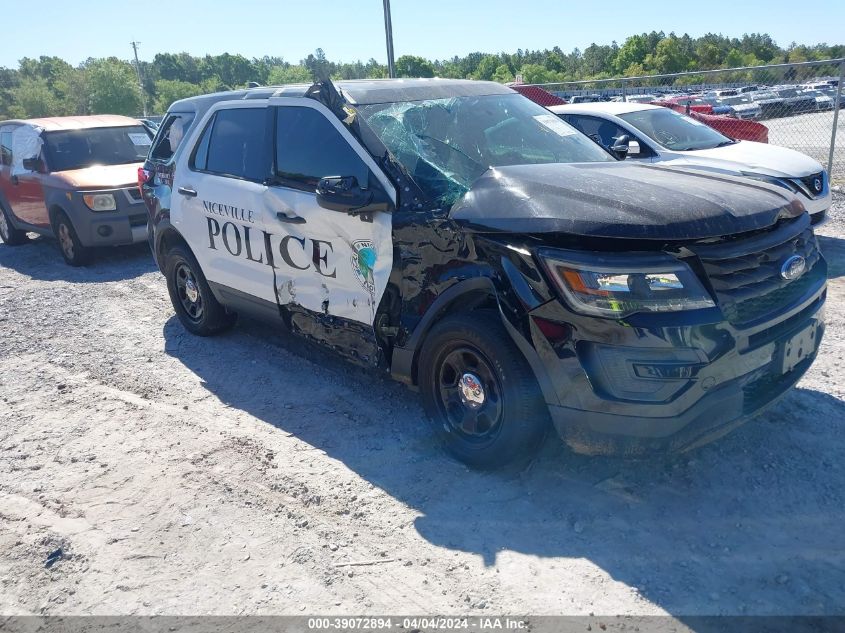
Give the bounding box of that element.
[435,345,504,443]
[175,262,204,322]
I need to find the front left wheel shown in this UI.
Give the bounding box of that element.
[419,310,550,469]
[52,210,89,266]
[165,244,236,336]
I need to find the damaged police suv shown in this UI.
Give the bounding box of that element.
[141,79,826,468]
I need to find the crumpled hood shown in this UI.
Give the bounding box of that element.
[450,162,804,240]
[47,163,142,189]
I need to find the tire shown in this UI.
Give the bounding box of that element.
[51,210,89,266]
[0,202,29,246]
[419,310,550,469]
[164,244,236,336]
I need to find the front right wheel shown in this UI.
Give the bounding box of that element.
[419,310,550,469]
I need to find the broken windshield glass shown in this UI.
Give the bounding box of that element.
[357,93,613,207]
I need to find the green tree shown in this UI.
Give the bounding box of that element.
[304,49,333,81]
[472,55,500,81]
[8,77,62,118]
[154,79,205,112]
[395,55,435,78]
[491,64,514,84]
[86,58,142,115]
[519,63,552,84]
[267,65,312,85]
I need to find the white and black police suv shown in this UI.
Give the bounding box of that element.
[140,79,826,468]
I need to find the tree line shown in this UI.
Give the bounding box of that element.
[1,32,843,119]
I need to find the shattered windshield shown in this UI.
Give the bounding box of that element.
[357,93,613,207]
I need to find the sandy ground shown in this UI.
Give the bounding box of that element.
[0,196,844,620]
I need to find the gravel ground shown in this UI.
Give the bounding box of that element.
[0,195,844,619]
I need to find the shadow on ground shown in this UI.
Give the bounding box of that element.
[818,235,845,279]
[163,314,845,616]
[0,235,155,282]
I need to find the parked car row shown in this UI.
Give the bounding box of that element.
[570,78,842,121]
[0,79,829,469]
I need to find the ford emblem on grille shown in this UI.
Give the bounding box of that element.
[780,255,806,281]
[813,177,823,193]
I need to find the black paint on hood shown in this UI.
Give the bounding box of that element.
[450,162,804,240]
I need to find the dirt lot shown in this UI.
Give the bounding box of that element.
[1,196,844,620]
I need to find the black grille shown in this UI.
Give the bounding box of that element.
[128,213,148,227]
[798,171,825,198]
[690,217,825,327]
[125,187,143,202]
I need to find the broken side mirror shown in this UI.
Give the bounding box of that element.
[22,157,44,172]
[316,175,392,219]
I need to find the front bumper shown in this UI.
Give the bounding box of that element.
[529,275,827,456]
[65,188,149,247]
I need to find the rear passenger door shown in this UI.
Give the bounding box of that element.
[172,104,277,304]
[265,99,395,327]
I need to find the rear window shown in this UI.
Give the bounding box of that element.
[149,113,195,162]
[43,126,152,172]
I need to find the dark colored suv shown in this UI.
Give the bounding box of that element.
[141,79,826,468]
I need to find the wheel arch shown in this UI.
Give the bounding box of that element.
[391,277,559,407]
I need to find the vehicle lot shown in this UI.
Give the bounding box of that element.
[1,196,844,618]
[766,110,844,184]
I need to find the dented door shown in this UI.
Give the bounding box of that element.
[265,100,395,327]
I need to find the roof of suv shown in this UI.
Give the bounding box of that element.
[169,78,515,112]
[0,114,141,131]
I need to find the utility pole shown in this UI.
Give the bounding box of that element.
[382,0,396,78]
[130,41,148,117]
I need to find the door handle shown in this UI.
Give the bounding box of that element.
[10,175,18,185]
[177,186,197,197]
[276,212,306,224]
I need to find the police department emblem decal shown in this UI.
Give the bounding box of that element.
[351,240,377,295]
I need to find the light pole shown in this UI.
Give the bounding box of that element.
[130,41,148,117]
[382,0,396,78]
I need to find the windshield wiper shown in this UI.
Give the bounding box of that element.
[716,140,736,147]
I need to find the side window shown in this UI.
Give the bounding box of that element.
[274,107,369,191]
[561,114,651,156]
[0,127,13,167]
[150,113,195,162]
[195,108,269,182]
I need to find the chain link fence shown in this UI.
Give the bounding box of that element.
[522,58,845,186]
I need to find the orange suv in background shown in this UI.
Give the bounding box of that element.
[0,115,152,265]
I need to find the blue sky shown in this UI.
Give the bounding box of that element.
[2,0,843,67]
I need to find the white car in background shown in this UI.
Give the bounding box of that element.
[550,102,830,224]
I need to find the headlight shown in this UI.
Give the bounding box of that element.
[538,248,715,318]
[82,193,116,212]
[739,171,795,192]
